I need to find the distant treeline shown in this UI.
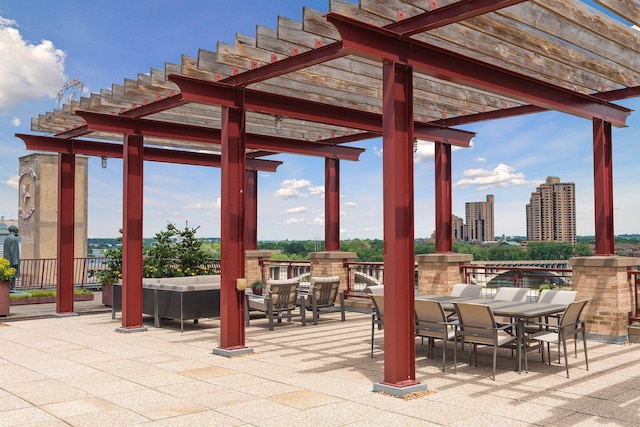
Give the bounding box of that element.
[88,235,639,263]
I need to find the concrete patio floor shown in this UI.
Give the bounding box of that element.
[0,297,639,426]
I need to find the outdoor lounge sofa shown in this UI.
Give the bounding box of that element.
[112,275,221,332]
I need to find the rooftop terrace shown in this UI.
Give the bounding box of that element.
[0,296,639,426]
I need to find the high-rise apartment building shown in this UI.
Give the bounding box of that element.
[463,195,494,242]
[526,176,576,245]
[452,214,464,241]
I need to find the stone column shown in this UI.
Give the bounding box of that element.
[569,256,639,343]
[416,253,473,295]
[244,250,279,285]
[309,251,356,292]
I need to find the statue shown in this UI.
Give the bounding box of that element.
[3,225,20,291]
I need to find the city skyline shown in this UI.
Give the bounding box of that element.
[1,1,639,240]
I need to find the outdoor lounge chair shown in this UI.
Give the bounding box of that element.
[415,299,457,371]
[527,299,589,378]
[245,278,306,331]
[453,302,517,381]
[301,276,345,325]
[370,294,384,358]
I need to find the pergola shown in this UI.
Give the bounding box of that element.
[16,0,640,393]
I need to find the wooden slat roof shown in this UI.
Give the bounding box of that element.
[30,0,640,158]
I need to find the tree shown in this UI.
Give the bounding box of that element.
[487,245,527,261]
[527,241,574,260]
[574,242,593,257]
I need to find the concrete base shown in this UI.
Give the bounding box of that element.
[587,332,629,344]
[115,326,148,333]
[629,325,640,343]
[212,347,254,358]
[373,381,427,397]
[52,312,79,318]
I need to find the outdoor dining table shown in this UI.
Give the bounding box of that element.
[415,294,567,372]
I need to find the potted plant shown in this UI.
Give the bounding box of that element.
[96,240,122,307]
[250,280,266,296]
[0,258,17,316]
[538,283,557,293]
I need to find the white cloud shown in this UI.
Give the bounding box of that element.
[344,201,358,207]
[308,185,324,196]
[275,187,308,199]
[284,217,304,225]
[414,140,434,163]
[286,206,307,213]
[372,146,383,157]
[454,163,541,190]
[281,178,311,189]
[476,157,486,162]
[4,175,19,189]
[0,16,67,111]
[274,178,317,199]
[216,197,221,209]
[312,217,324,225]
[11,117,20,126]
[183,201,216,210]
[414,140,468,163]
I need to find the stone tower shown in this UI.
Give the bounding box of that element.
[18,153,88,259]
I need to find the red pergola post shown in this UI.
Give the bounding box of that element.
[435,142,453,253]
[593,119,615,255]
[376,61,423,394]
[245,169,258,251]
[215,105,251,356]
[56,152,75,315]
[325,158,340,251]
[119,134,146,331]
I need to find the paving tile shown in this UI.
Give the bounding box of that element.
[268,389,342,409]
[0,310,638,426]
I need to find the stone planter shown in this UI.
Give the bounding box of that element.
[9,293,94,306]
[0,280,10,316]
[101,283,114,306]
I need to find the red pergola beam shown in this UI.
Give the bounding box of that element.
[15,134,282,172]
[387,0,528,36]
[326,13,631,127]
[431,86,640,127]
[220,1,527,86]
[74,111,365,161]
[119,93,188,118]
[222,42,347,87]
[168,75,475,146]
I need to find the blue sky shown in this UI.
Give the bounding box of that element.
[0,0,638,240]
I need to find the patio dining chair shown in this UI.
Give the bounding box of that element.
[245,278,306,331]
[525,289,578,334]
[300,276,345,325]
[370,294,384,358]
[450,283,483,298]
[527,299,589,378]
[537,289,577,304]
[453,302,517,381]
[493,286,530,327]
[493,287,529,302]
[415,299,457,371]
